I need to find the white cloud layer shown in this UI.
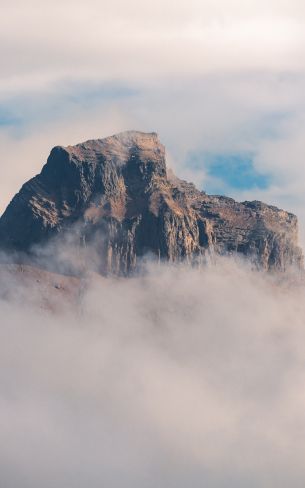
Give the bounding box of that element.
[1,259,305,486]
[1,0,305,94]
[1,3,305,485]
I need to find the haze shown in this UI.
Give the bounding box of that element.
[1,1,305,486]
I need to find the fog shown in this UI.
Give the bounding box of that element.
[1,255,305,487]
[1,0,305,484]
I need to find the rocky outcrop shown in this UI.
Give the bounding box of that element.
[0,130,303,275]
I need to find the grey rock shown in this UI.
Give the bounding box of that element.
[0,130,303,275]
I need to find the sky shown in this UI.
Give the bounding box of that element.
[1,0,305,244]
[2,2,305,486]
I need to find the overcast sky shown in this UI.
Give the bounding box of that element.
[1,0,305,241]
[2,3,305,486]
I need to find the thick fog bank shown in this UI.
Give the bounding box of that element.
[1,258,305,487]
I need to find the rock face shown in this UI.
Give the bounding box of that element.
[0,130,303,275]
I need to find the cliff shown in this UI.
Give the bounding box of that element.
[0,130,302,275]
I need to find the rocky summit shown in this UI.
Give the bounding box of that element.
[0,130,303,275]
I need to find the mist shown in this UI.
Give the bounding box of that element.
[1,255,305,487]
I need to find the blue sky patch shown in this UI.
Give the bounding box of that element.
[188,152,271,194]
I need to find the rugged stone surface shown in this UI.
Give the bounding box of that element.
[0,130,303,275]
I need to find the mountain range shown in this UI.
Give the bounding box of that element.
[0,130,302,278]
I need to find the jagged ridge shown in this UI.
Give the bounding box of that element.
[0,130,303,274]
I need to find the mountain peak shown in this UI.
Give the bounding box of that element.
[0,131,303,275]
[63,130,163,164]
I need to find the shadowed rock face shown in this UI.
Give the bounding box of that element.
[0,130,303,275]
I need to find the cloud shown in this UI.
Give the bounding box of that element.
[1,257,305,486]
[1,2,305,485]
[1,0,305,96]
